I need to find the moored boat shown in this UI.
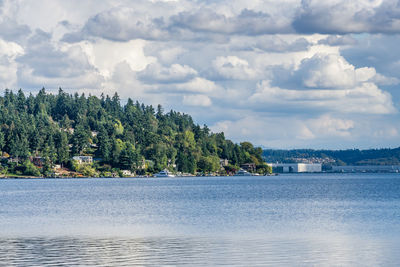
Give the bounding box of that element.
[234,168,254,176]
[154,169,175,177]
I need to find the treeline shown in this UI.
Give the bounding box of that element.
[0,88,267,176]
[263,148,400,166]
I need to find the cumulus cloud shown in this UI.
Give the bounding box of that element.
[293,0,400,34]
[211,56,259,80]
[318,35,358,46]
[171,8,293,35]
[63,7,169,42]
[16,30,103,89]
[275,53,388,90]
[250,80,396,115]
[306,115,354,137]
[164,77,219,94]
[18,30,93,78]
[81,39,156,78]
[0,39,24,89]
[0,0,399,148]
[300,54,358,88]
[341,34,400,80]
[255,36,310,52]
[138,62,197,84]
[183,94,212,107]
[0,1,31,42]
[210,112,400,149]
[0,18,31,42]
[210,115,325,148]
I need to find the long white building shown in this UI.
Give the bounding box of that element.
[267,163,322,173]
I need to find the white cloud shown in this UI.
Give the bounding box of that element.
[173,77,219,93]
[318,35,358,46]
[183,94,212,107]
[79,39,156,78]
[306,115,354,137]
[212,56,260,80]
[157,46,185,64]
[0,0,399,149]
[0,39,24,89]
[80,7,168,41]
[139,62,197,84]
[250,80,396,115]
[300,54,358,89]
[372,73,400,86]
[171,8,293,35]
[293,0,400,34]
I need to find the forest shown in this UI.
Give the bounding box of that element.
[263,148,400,166]
[0,88,269,177]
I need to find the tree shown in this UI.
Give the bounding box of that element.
[0,89,267,176]
[0,131,4,152]
[56,131,69,164]
[111,138,124,166]
[22,159,41,177]
[72,124,90,155]
[97,125,111,162]
[119,142,139,170]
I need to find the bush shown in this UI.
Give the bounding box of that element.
[22,160,41,177]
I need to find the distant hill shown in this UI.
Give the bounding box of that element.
[263,148,400,166]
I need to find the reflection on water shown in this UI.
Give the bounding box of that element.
[1,174,400,265]
[1,236,399,266]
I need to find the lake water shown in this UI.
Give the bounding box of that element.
[1,173,400,266]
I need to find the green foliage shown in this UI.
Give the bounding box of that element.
[0,89,265,175]
[22,159,41,176]
[71,160,98,177]
[197,155,220,173]
[256,163,272,175]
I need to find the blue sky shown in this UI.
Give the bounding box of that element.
[1,0,399,149]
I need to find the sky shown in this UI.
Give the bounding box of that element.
[1,0,400,149]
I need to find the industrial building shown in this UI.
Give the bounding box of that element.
[267,163,322,173]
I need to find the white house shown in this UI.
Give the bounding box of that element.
[72,156,93,164]
[122,170,132,176]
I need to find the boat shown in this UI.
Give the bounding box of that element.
[154,169,175,177]
[234,168,254,176]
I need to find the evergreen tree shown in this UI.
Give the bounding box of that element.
[0,89,266,175]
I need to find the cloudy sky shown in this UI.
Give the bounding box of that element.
[1,0,400,149]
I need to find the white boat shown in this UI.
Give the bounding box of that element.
[234,168,254,176]
[154,169,175,177]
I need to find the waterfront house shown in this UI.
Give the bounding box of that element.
[32,156,45,167]
[241,163,256,172]
[220,159,229,167]
[72,156,93,164]
[122,170,132,176]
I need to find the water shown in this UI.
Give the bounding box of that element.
[1,173,400,266]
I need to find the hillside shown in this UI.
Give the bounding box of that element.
[0,89,268,177]
[263,148,400,166]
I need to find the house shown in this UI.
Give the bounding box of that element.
[64,128,74,134]
[32,156,45,167]
[241,163,256,172]
[7,157,19,163]
[220,159,229,167]
[72,156,93,164]
[122,170,132,176]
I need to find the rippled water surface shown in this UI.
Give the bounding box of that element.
[1,174,400,266]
